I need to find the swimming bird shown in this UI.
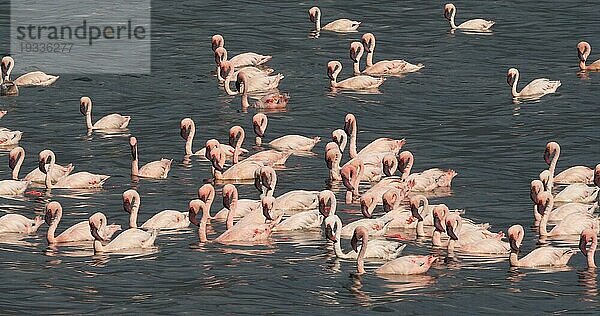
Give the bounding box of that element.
[1,56,59,87]
[506,68,561,99]
[123,189,189,230]
[0,213,43,234]
[544,141,594,184]
[350,36,423,76]
[79,96,130,130]
[252,113,321,152]
[45,201,120,244]
[9,146,74,185]
[308,6,360,33]
[507,224,575,267]
[577,41,600,71]
[327,61,384,90]
[89,213,157,253]
[129,136,172,179]
[179,118,244,158]
[38,149,109,189]
[579,228,597,268]
[443,3,494,32]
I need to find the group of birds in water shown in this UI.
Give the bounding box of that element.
[0,4,600,277]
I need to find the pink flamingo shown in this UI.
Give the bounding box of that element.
[1,56,58,87]
[327,61,384,90]
[213,44,272,81]
[544,141,594,184]
[0,213,43,234]
[0,128,22,145]
[506,68,561,99]
[432,205,498,247]
[179,118,244,158]
[129,136,172,179]
[507,224,575,267]
[340,158,364,203]
[352,226,437,275]
[325,214,405,260]
[397,151,457,191]
[0,178,29,195]
[445,213,509,254]
[579,228,597,268]
[536,191,598,238]
[530,179,595,225]
[38,149,109,189]
[325,142,343,181]
[577,41,600,71]
[351,36,423,76]
[209,141,264,181]
[252,113,320,152]
[79,96,130,130]
[308,6,360,32]
[123,189,189,230]
[261,196,322,231]
[229,126,291,165]
[9,146,73,184]
[443,3,494,31]
[253,166,319,210]
[344,114,405,159]
[89,213,157,253]
[219,61,281,95]
[45,201,120,244]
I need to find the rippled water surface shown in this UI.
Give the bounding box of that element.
[1,0,600,313]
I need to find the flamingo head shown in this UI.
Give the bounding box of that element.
[38,149,53,174]
[324,215,338,242]
[506,68,518,86]
[252,113,268,137]
[219,60,233,80]
[360,193,376,218]
[129,136,138,159]
[577,41,591,62]
[343,113,356,136]
[535,191,553,216]
[208,147,225,172]
[443,3,456,20]
[318,190,335,217]
[261,196,276,221]
[44,201,62,225]
[327,61,341,81]
[198,184,215,202]
[205,139,220,159]
[579,228,597,257]
[1,56,14,79]
[530,180,544,203]
[340,164,358,191]
[507,224,524,252]
[211,34,224,52]
[397,151,413,173]
[382,188,400,213]
[79,96,92,115]
[222,184,238,209]
[433,204,448,233]
[229,126,243,147]
[89,213,107,241]
[214,47,227,65]
[543,141,559,165]
[445,214,461,241]
[122,189,139,214]
[594,164,600,187]
[235,72,249,93]
[188,199,204,226]
[349,42,363,62]
[409,195,427,221]
[382,154,398,177]
[331,129,347,152]
[325,146,340,170]
[8,147,22,170]
[180,118,194,140]
[361,33,375,53]
[308,6,320,23]
[350,226,368,253]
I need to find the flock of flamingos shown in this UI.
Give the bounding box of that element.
[0,4,600,277]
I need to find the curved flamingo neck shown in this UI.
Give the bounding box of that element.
[348,122,358,159]
[223,68,238,95]
[314,10,321,31]
[46,212,62,244]
[588,238,597,268]
[233,130,244,164]
[538,211,550,236]
[11,149,24,180]
[44,152,56,189]
[240,82,251,110]
[185,126,196,155]
[549,147,560,177]
[131,144,139,176]
[225,199,237,230]
[352,54,361,74]
[330,66,342,88]
[511,71,520,97]
[357,233,367,274]
[509,249,520,266]
[129,205,140,229]
[449,9,458,29]
[580,60,588,71]
[401,158,414,180]
[198,203,212,243]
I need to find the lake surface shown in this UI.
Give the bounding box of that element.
[1,0,600,313]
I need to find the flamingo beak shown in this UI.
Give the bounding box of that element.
[327,65,335,80]
[262,204,273,221]
[507,73,515,86]
[319,197,331,217]
[325,225,336,242]
[8,155,17,169]
[578,48,586,62]
[434,215,445,233]
[180,125,189,140]
[38,157,47,174]
[350,233,360,252]
[447,223,458,241]
[509,236,520,252]
[444,8,451,20]
[360,201,372,218]
[543,148,552,165]
[90,224,105,241]
[44,210,55,226]
[123,198,132,213]
[411,205,424,221]
[309,11,316,23]
[253,122,265,137]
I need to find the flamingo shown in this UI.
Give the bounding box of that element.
[38,150,109,189]
[327,61,384,90]
[0,75,18,96]
[308,6,360,33]
[577,41,600,71]
[432,204,498,246]
[213,46,272,82]
[352,226,437,275]
[9,146,74,185]
[344,113,405,159]
[252,113,321,152]
[443,3,494,31]
[79,96,130,130]
[445,213,509,254]
[1,56,58,87]
[536,192,598,238]
[325,142,343,181]
[123,189,189,230]
[507,224,575,267]
[89,213,157,253]
[506,68,561,99]
[0,213,43,234]
[237,72,289,110]
[324,214,406,260]
[129,136,172,179]
[219,61,281,95]
[253,166,319,211]
[228,125,291,165]
[0,128,22,146]
[544,141,594,184]
[208,141,264,181]
[350,37,423,76]
[262,196,323,231]
[530,179,595,224]
[45,201,120,244]
[397,151,457,191]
